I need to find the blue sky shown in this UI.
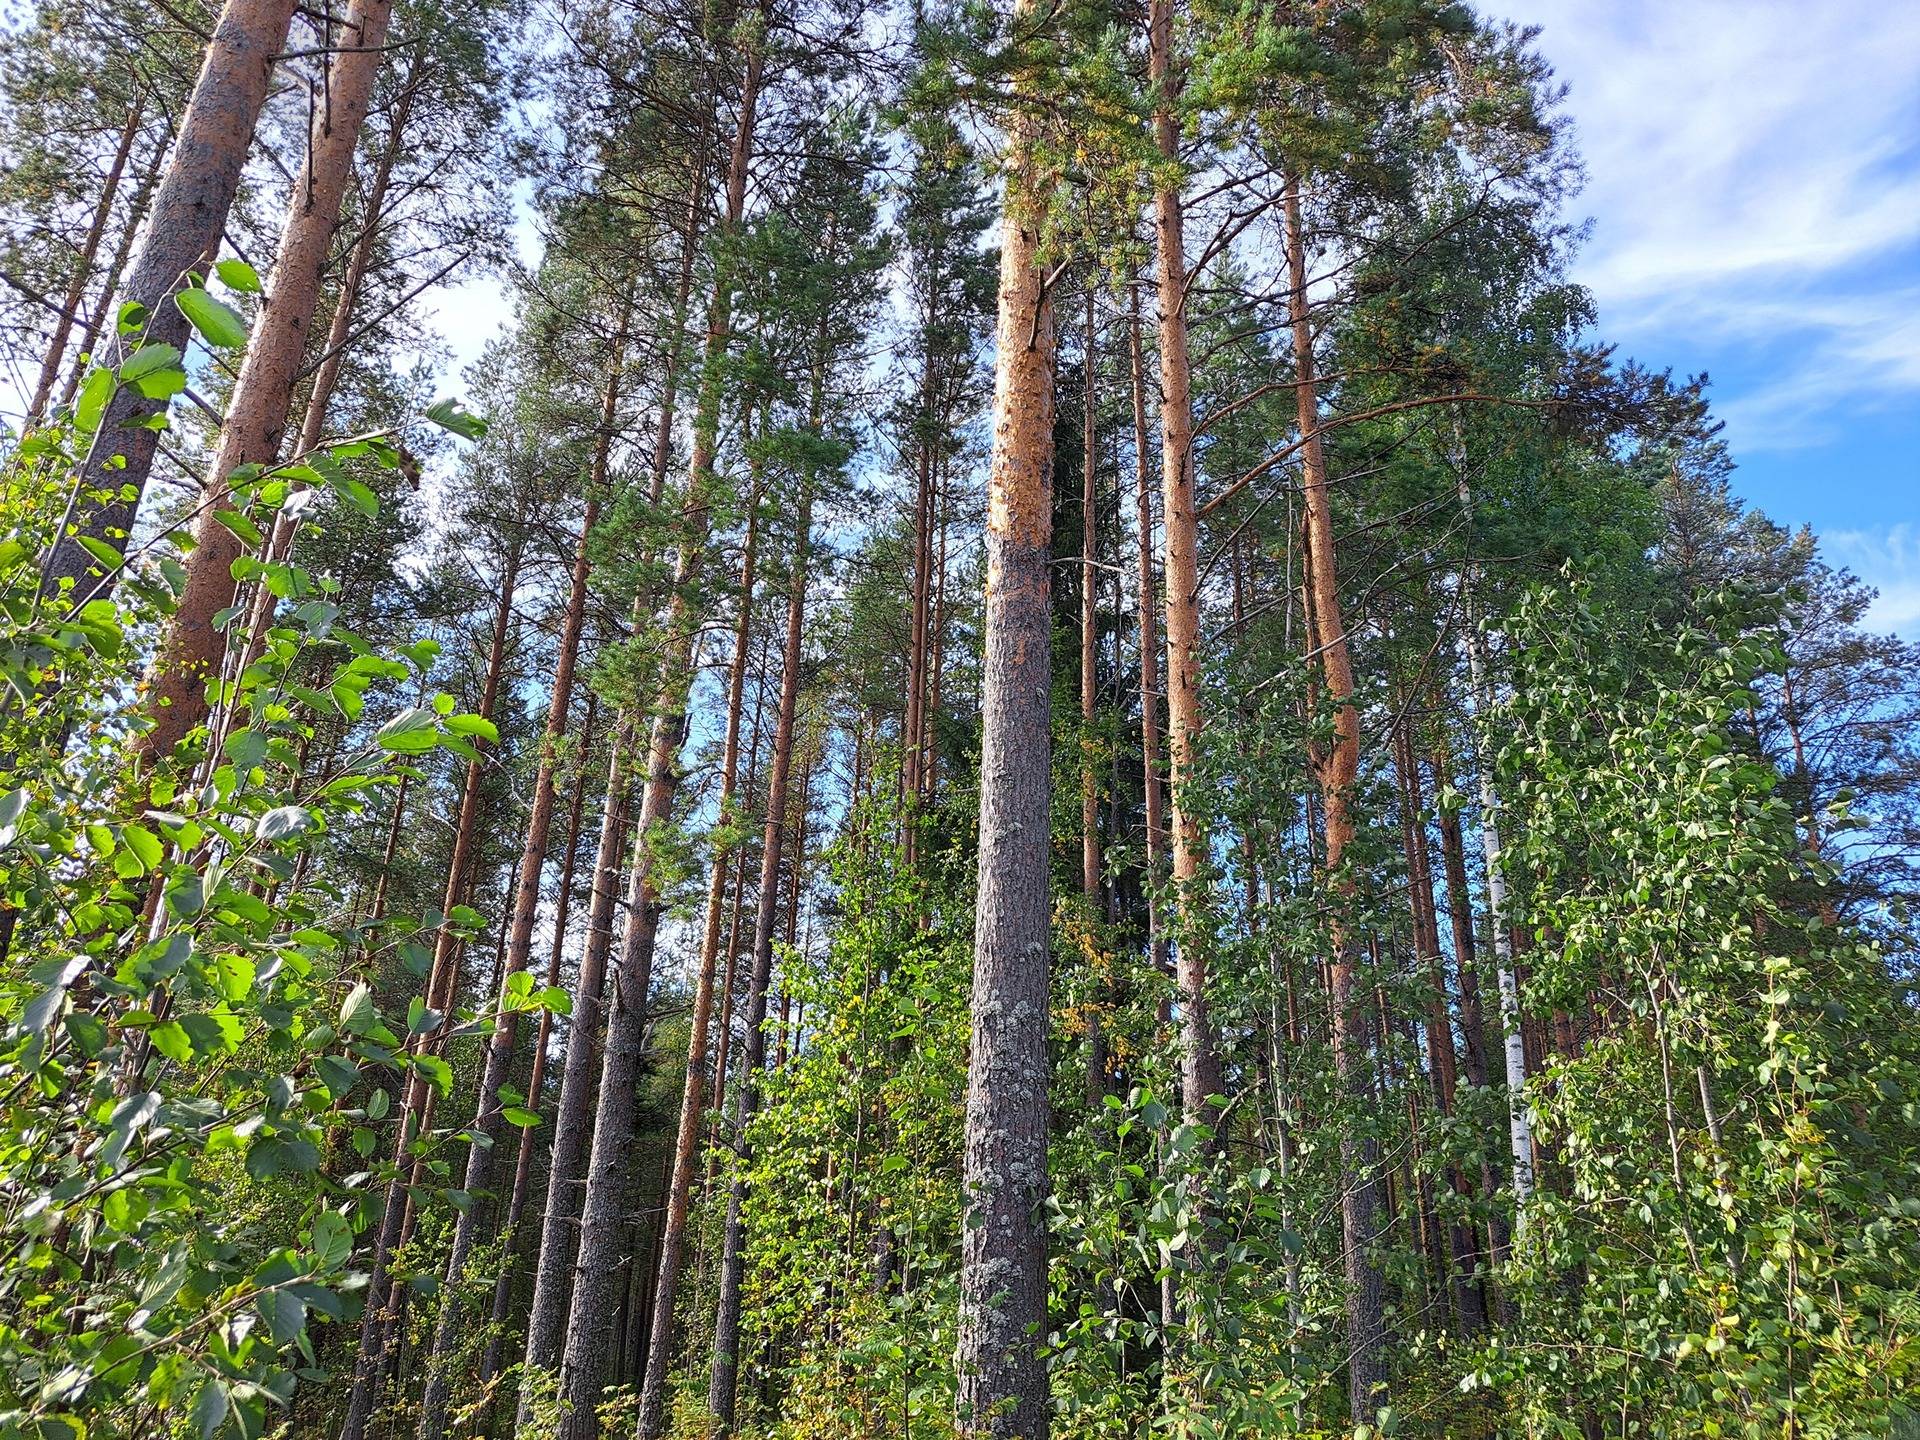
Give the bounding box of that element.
[1478,0,1920,635]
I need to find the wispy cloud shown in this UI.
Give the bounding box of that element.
[1484,1,1920,454]
[1822,524,1920,638]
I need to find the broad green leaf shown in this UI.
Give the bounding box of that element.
[425,398,487,440]
[215,258,262,293]
[376,706,439,753]
[176,287,248,348]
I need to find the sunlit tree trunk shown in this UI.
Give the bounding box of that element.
[954,10,1055,1427]
[139,0,397,767]
[1148,0,1223,1136]
[43,0,298,605]
[1283,172,1386,1421]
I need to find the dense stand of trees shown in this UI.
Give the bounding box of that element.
[2,0,1918,1437]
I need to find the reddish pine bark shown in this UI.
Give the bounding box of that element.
[139,0,397,767]
[954,20,1055,1430]
[43,0,300,605]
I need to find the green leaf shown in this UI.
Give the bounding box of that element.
[254,1286,307,1343]
[215,258,262,294]
[412,1053,453,1097]
[213,508,264,547]
[444,713,498,742]
[122,823,164,871]
[120,342,182,380]
[256,805,312,841]
[376,706,439,754]
[176,287,248,348]
[315,1055,359,1099]
[149,1020,192,1063]
[193,1379,229,1440]
[425,398,487,440]
[339,983,375,1035]
[310,1210,352,1269]
[223,726,268,771]
[502,1107,541,1129]
[74,366,115,435]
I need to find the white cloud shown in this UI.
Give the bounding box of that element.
[1482,1,1920,453]
[1822,524,1920,638]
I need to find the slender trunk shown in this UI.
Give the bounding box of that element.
[339,536,520,1440]
[1129,286,1168,978]
[1452,451,1536,1205]
[1148,0,1222,1132]
[707,468,815,1435]
[417,365,618,1436]
[1283,172,1385,1420]
[42,0,299,605]
[139,0,398,766]
[1080,283,1107,1103]
[636,441,765,1439]
[480,695,595,1388]
[1393,719,1486,1333]
[57,127,165,414]
[29,104,140,424]
[552,43,763,1437]
[954,21,1055,1431]
[519,722,633,1387]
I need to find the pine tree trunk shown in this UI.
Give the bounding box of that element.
[56,128,165,414]
[339,536,521,1440]
[41,0,300,605]
[954,19,1055,1429]
[1080,283,1107,1103]
[551,43,763,1436]
[635,442,766,1439]
[519,720,633,1389]
[1148,0,1223,1134]
[138,0,397,767]
[1283,172,1386,1422]
[1128,286,1168,978]
[28,104,140,424]
[229,64,423,673]
[416,361,618,1435]
[708,459,816,1436]
[479,694,595,1389]
[1392,719,1486,1333]
[517,145,707,1406]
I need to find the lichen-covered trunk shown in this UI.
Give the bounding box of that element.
[1149,0,1222,1133]
[139,0,396,767]
[1283,172,1386,1422]
[954,26,1055,1432]
[42,0,299,605]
